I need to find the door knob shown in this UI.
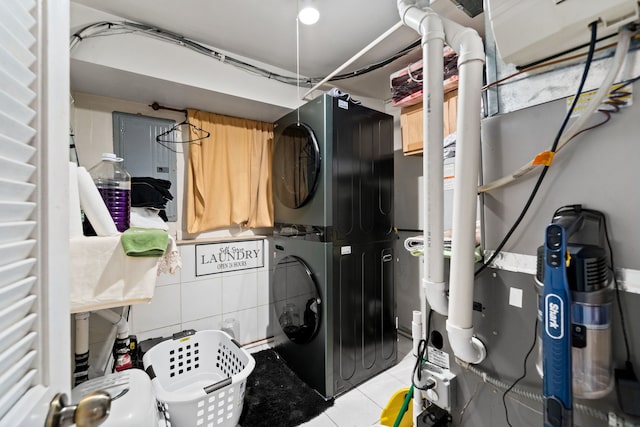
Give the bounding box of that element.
[45,391,111,427]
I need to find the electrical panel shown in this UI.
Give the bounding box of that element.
[486,0,639,66]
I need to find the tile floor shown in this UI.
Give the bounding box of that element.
[244,334,415,427]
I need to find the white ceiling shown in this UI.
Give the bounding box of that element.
[71,0,485,114]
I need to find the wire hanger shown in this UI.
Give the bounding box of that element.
[156,119,211,144]
[154,120,211,153]
[149,102,211,152]
[155,119,211,153]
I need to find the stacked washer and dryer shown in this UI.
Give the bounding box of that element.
[270,94,397,399]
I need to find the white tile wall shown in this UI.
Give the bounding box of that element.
[181,277,222,322]
[135,324,182,343]
[178,243,197,281]
[222,271,258,313]
[127,239,270,346]
[256,303,273,339]
[181,315,223,333]
[256,267,270,306]
[130,284,181,332]
[221,307,258,345]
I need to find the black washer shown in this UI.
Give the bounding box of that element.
[272,255,321,344]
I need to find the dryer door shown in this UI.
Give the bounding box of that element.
[273,123,321,209]
[272,255,321,344]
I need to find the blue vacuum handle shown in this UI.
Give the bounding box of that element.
[542,224,573,427]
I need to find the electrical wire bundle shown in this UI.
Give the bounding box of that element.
[70,21,421,88]
[475,23,636,277]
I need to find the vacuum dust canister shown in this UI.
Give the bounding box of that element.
[535,208,614,399]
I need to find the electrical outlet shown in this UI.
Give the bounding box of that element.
[419,362,456,412]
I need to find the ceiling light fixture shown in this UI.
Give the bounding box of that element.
[298,1,320,25]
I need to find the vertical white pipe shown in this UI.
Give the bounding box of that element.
[397,0,487,366]
[398,0,449,321]
[442,17,487,364]
[447,62,482,330]
[412,309,423,427]
[398,2,446,420]
[74,312,90,354]
[422,24,448,318]
[412,310,423,357]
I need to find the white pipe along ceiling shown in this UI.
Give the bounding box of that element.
[396,0,487,367]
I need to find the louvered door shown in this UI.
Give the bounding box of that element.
[0,0,71,425]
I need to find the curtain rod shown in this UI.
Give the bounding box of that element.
[149,101,187,114]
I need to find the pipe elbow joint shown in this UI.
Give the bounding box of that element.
[397,0,444,41]
[423,279,449,316]
[397,0,418,25]
[446,321,486,364]
[458,34,485,65]
[442,20,485,65]
[418,13,445,44]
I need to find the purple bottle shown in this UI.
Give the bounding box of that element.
[88,153,131,232]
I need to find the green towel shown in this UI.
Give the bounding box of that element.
[120,227,169,257]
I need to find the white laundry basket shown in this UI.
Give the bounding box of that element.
[142,329,255,427]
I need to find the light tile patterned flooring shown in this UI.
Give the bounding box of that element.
[245,334,415,427]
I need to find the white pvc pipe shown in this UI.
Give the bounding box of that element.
[398,0,449,323]
[411,310,423,422]
[421,16,448,318]
[302,21,404,100]
[75,312,90,354]
[560,27,632,147]
[398,0,487,365]
[94,308,129,340]
[397,2,448,419]
[442,17,486,364]
[412,310,423,357]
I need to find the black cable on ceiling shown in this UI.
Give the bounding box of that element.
[71,21,421,87]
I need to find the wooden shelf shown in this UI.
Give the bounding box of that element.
[400,88,458,156]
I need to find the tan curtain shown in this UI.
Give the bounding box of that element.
[186,109,274,233]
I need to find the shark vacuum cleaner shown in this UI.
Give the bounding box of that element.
[536,205,614,427]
